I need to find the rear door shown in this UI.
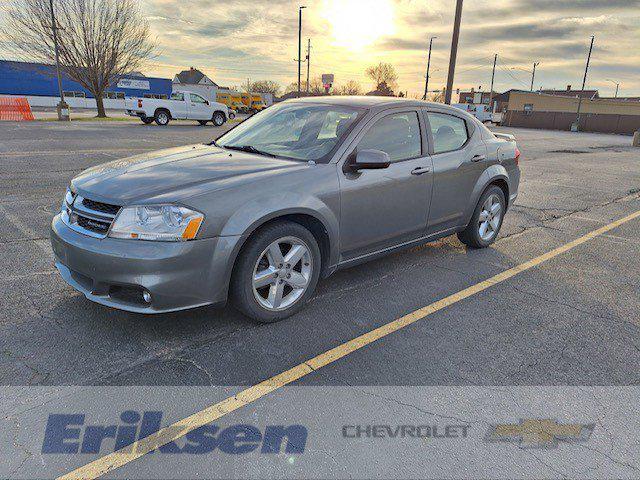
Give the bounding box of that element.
[338,109,433,260]
[169,92,188,119]
[424,110,488,233]
[187,93,211,120]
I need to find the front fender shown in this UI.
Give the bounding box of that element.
[463,164,510,226]
[216,193,340,291]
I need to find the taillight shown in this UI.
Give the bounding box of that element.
[514,147,521,165]
[137,99,142,108]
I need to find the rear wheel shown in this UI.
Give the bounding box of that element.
[141,117,154,125]
[230,222,321,323]
[212,111,226,126]
[154,110,170,126]
[457,185,505,248]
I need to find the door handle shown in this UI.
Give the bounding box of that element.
[471,154,486,162]
[411,166,431,175]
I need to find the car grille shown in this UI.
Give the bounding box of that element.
[76,215,111,234]
[63,194,121,238]
[81,198,121,216]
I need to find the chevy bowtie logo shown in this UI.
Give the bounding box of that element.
[485,419,595,449]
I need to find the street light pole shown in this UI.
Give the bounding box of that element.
[297,6,306,98]
[607,79,619,98]
[306,38,311,94]
[422,36,437,100]
[530,62,540,92]
[444,0,463,104]
[49,0,68,121]
[488,53,497,113]
[575,35,595,131]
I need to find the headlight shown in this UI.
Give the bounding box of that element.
[109,205,204,241]
[62,188,75,213]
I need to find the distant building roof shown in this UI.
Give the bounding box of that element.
[173,67,218,87]
[539,86,599,99]
[600,96,640,102]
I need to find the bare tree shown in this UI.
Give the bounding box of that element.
[337,80,362,96]
[284,76,325,96]
[248,80,281,97]
[365,62,398,92]
[2,0,155,117]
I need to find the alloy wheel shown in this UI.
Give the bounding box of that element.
[478,193,502,241]
[252,236,313,311]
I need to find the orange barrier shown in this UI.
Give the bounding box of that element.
[0,97,35,121]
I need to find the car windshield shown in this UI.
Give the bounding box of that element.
[216,102,363,162]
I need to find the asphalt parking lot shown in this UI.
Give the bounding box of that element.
[2,118,640,477]
[0,119,639,387]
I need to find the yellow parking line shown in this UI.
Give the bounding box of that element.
[58,208,640,480]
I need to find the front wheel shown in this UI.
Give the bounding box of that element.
[457,185,506,248]
[230,222,321,323]
[212,111,226,126]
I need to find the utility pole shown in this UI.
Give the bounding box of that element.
[444,0,463,104]
[422,36,437,100]
[488,53,497,113]
[306,38,311,94]
[49,0,68,121]
[297,6,306,98]
[575,35,595,131]
[530,62,540,91]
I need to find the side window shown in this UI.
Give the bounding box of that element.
[428,112,469,154]
[190,94,207,104]
[170,92,184,101]
[357,112,422,162]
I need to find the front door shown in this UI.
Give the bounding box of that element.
[338,110,433,261]
[188,93,211,120]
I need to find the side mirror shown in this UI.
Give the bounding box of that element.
[351,149,391,170]
[205,100,210,106]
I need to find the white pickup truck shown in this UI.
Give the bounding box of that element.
[452,103,495,123]
[124,91,231,126]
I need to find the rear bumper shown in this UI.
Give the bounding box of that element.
[125,110,146,118]
[51,214,242,314]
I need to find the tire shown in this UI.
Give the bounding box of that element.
[198,120,208,126]
[141,117,154,125]
[212,111,226,126]
[457,185,506,249]
[154,110,170,126]
[230,221,322,323]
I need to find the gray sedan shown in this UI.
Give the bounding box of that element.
[51,97,521,322]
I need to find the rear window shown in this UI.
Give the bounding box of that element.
[428,112,469,154]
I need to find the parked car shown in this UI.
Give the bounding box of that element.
[124,91,229,126]
[52,97,520,322]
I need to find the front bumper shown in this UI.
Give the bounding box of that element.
[51,214,241,314]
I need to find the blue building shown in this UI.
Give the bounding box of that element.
[0,60,172,108]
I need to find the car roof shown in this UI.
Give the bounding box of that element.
[282,95,451,110]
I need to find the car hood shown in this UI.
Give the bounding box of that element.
[71,144,307,205]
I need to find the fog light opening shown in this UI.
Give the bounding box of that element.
[142,290,152,304]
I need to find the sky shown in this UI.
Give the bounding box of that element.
[3,0,640,97]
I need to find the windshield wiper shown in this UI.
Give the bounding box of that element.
[223,145,277,157]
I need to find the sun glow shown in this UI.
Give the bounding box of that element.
[322,0,396,50]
